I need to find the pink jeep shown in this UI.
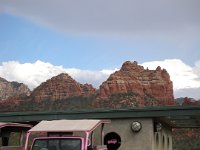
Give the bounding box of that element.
[25,120,110,150]
[0,122,32,150]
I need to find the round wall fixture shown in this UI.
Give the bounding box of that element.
[131,121,142,132]
[104,132,121,150]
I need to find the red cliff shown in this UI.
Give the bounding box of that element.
[97,61,175,106]
[31,73,96,102]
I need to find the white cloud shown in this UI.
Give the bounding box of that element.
[194,60,200,77]
[0,59,200,99]
[100,69,118,75]
[0,60,66,89]
[64,68,113,88]
[0,60,114,90]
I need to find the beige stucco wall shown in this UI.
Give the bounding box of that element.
[104,119,155,150]
[91,118,172,150]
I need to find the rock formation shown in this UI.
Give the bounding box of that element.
[31,73,96,102]
[182,97,200,105]
[0,61,175,110]
[97,61,175,106]
[0,77,30,101]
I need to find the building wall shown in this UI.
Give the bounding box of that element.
[91,118,172,150]
[154,125,172,150]
[104,118,155,150]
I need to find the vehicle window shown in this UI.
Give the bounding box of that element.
[0,132,21,146]
[8,132,21,146]
[32,138,81,150]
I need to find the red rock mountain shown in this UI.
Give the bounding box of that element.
[0,61,175,110]
[98,61,175,106]
[182,97,200,105]
[0,77,30,101]
[31,73,96,102]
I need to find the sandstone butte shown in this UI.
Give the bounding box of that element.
[0,61,176,108]
[97,61,175,106]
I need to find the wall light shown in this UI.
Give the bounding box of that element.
[131,121,142,132]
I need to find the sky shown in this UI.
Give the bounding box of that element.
[0,0,200,99]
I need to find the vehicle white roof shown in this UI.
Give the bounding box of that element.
[29,119,110,132]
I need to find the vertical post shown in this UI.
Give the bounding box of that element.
[85,132,90,150]
[20,131,24,147]
[101,124,105,145]
[24,132,30,150]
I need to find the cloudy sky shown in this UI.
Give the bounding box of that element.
[0,0,200,99]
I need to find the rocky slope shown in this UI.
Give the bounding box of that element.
[31,73,96,102]
[0,77,30,101]
[182,97,200,105]
[175,97,200,105]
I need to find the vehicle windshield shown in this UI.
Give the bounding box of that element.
[31,138,81,150]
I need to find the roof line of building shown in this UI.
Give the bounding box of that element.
[0,106,200,125]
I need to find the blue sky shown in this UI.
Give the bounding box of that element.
[0,13,199,69]
[0,13,189,69]
[0,0,200,99]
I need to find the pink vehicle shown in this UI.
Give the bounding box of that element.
[25,120,110,150]
[0,122,32,150]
